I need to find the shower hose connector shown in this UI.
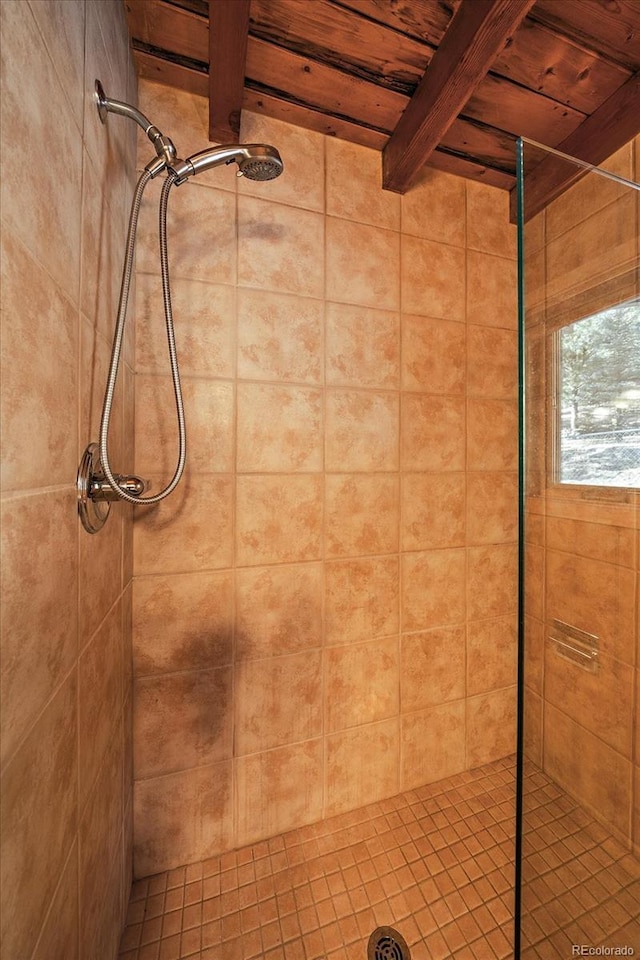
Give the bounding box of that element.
[90,474,150,501]
[77,442,152,534]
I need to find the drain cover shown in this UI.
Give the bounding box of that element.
[367,926,411,960]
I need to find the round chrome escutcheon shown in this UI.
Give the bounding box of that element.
[77,442,110,534]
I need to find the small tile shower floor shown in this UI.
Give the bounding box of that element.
[120,757,515,960]
[520,764,640,958]
[119,756,640,960]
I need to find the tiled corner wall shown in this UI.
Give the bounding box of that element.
[522,136,640,852]
[1,2,137,958]
[131,80,520,878]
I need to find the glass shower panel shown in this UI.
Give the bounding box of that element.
[517,137,640,958]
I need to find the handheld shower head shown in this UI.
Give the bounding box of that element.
[171,144,283,185]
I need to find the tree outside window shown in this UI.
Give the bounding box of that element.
[558,298,640,487]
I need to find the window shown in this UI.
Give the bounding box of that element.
[556,298,640,487]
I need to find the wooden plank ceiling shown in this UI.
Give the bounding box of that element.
[125,0,640,214]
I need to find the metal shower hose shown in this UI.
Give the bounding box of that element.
[99,169,186,504]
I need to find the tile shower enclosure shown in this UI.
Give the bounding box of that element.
[0,3,519,954]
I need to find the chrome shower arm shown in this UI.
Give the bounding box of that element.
[95,79,177,167]
[96,86,154,134]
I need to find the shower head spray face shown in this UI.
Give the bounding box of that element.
[171,144,283,185]
[238,147,283,181]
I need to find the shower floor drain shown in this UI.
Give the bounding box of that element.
[367,926,411,960]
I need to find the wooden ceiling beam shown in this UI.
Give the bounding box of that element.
[208,0,250,141]
[382,0,535,194]
[530,0,640,72]
[427,148,515,190]
[135,48,208,98]
[510,70,640,222]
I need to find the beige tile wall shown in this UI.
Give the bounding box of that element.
[131,80,519,878]
[0,1,136,957]
[522,137,640,851]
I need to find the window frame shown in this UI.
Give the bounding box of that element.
[548,298,640,497]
